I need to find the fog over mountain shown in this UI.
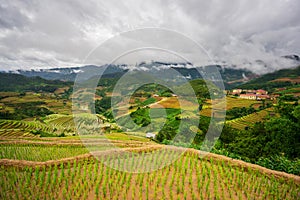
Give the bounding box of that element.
[0,0,299,74]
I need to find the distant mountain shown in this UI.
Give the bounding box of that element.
[238,65,300,90]
[0,73,71,92]
[10,62,257,89]
[16,65,124,82]
[171,66,257,89]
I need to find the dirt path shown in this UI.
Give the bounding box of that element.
[147,97,167,107]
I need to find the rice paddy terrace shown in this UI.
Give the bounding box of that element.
[0,113,114,138]
[0,133,299,200]
[200,97,262,118]
[226,108,274,130]
[0,92,299,199]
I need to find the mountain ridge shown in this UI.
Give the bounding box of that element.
[7,63,258,89]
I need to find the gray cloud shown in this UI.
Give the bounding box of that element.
[0,0,299,73]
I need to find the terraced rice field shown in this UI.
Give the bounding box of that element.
[0,144,89,161]
[149,97,197,111]
[0,129,37,138]
[0,113,109,138]
[208,97,261,110]
[44,114,75,129]
[0,146,299,200]
[226,108,272,130]
[200,97,261,118]
[0,134,155,162]
[0,120,55,137]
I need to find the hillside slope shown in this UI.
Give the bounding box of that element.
[0,73,71,92]
[238,65,300,90]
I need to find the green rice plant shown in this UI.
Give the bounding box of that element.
[132,184,136,199]
[58,163,64,185]
[1,147,299,200]
[51,164,58,189]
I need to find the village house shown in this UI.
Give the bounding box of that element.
[146,132,155,139]
[256,89,268,95]
[256,94,270,100]
[231,88,271,100]
[232,89,243,95]
[239,93,257,100]
[240,93,270,100]
[231,89,268,96]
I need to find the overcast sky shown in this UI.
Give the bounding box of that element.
[0,0,299,73]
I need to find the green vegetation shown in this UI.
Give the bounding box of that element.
[256,155,300,175]
[160,98,300,175]
[226,106,256,120]
[0,120,54,134]
[0,101,54,120]
[0,129,37,138]
[95,97,112,112]
[0,72,72,92]
[219,103,300,175]
[132,83,173,97]
[156,109,182,142]
[175,79,222,99]
[139,97,157,106]
[239,65,300,91]
[130,107,151,127]
[0,67,300,200]
[0,149,299,200]
[0,144,89,161]
[226,108,272,129]
[31,130,66,137]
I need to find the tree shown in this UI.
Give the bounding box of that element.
[264,118,299,158]
[292,105,300,121]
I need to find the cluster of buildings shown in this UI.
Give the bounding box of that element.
[231,89,270,100]
[153,93,178,97]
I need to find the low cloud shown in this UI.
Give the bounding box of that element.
[0,0,299,73]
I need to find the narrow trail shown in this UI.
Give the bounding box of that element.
[147,97,167,108]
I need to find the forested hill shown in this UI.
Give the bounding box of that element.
[238,65,300,90]
[0,72,71,92]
